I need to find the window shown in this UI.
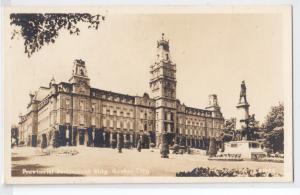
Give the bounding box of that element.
[66,113,71,123]
[66,99,71,108]
[103,119,106,127]
[91,116,96,126]
[80,100,84,110]
[140,110,144,119]
[170,123,174,132]
[130,110,133,117]
[92,104,96,112]
[79,114,84,125]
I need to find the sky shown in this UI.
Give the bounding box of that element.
[5,11,285,125]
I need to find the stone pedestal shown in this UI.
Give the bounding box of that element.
[236,102,250,130]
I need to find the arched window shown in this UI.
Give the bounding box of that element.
[80,100,84,110]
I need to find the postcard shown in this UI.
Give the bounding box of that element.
[4,6,293,184]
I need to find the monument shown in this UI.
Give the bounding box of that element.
[211,81,266,160]
[236,81,250,130]
[235,80,255,140]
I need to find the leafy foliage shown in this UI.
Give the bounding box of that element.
[262,102,284,153]
[208,137,218,157]
[222,118,236,142]
[263,102,284,132]
[10,13,105,57]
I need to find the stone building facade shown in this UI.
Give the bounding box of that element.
[18,34,225,149]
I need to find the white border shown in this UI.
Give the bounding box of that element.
[1,0,299,193]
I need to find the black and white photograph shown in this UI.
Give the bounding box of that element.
[3,6,293,184]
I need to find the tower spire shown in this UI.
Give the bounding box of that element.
[156,33,172,62]
[150,34,177,143]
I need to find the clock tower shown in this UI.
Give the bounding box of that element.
[149,34,177,143]
[69,59,90,95]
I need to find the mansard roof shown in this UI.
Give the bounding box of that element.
[90,87,136,102]
[31,86,50,102]
[185,106,212,116]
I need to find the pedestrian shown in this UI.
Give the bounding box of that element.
[137,138,142,152]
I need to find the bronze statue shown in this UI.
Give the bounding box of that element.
[239,80,247,103]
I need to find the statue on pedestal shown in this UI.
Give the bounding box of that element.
[239,80,247,104]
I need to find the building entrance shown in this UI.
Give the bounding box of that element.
[79,129,85,145]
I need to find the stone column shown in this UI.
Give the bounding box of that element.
[84,128,88,146]
[130,134,133,148]
[72,127,77,146]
